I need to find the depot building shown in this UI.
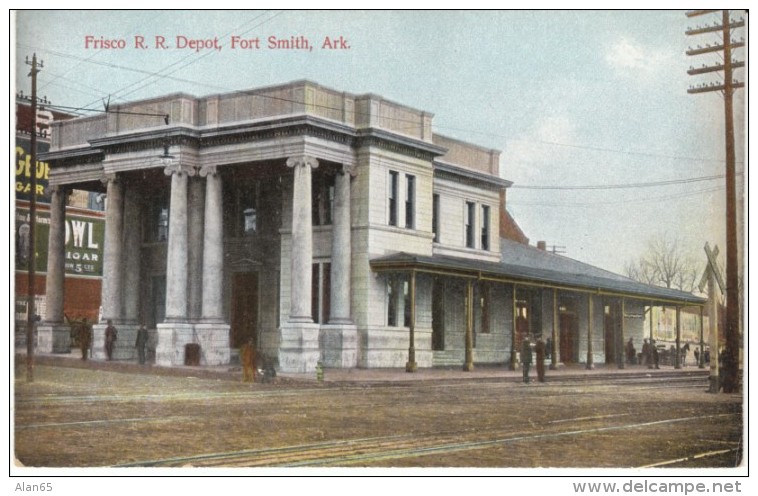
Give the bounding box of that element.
[39,80,704,372]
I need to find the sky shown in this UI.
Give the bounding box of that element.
[12,10,746,279]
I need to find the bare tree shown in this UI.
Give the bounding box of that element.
[625,236,699,292]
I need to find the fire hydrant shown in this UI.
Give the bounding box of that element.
[316,361,324,382]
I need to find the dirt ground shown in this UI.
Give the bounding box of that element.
[14,364,743,469]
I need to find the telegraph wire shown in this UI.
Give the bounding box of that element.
[510,174,726,190]
[508,185,724,208]
[93,11,283,105]
[17,37,740,167]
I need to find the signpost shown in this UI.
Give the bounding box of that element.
[699,243,724,393]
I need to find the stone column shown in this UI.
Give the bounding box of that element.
[287,155,318,323]
[92,176,124,360]
[122,184,142,323]
[279,155,321,373]
[44,186,66,323]
[101,176,124,322]
[156,163,195,366]
[164,164,192,322]
[193,165,230,366]
[329,166,353,324]
[187,177,205,321]
[322,170,360,368]
[117,181,142,359]
[38,185,69,353]
[199,166,224,321]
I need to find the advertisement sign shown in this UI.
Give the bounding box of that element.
[15,137,51,203]
[15,206,104,277]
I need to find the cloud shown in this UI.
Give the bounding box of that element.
[606,37,668,77]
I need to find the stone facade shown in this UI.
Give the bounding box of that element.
[41,80,703,372]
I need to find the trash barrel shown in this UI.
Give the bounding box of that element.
[185,343,201,366]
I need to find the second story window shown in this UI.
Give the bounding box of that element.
[465,201,476,248]
[240,181,259,235]
[312,173,335,226]
[157,206,169,242]
[432,193,440,242]
[144,188,170,243]
[405,175,415,229]
[481,205,490,251]
[388,171,399,226]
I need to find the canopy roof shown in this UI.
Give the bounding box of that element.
[371,238,704,306]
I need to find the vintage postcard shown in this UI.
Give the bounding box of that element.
[11,8,747,488]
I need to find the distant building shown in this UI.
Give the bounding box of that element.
[14,98,105,349]
[40,81,704,370]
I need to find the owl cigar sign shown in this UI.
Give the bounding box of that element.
[15,206,105,277]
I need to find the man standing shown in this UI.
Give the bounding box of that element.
[535,335,546,383]
[105,319,118,361]
[642,339,651,367]
[79,318,92,361]
[135,323,148,365]
[521,335,532,383]
[240,338,256,383]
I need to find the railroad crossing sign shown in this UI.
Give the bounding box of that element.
[700,242,724,394]
[699,243,725,294]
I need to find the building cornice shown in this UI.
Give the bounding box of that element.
[434,160,512,189]
[44,114,449,167]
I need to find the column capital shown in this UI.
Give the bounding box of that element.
[44,184,67,196]
[340,164,357,177]
[164,163,197,178]
[198,165,218,178]
[101,173,120,186]
[286,155,319,170]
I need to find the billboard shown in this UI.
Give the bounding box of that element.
[15,137,51,203]
[15,206,104,277]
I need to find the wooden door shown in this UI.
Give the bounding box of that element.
[231,272,259,349]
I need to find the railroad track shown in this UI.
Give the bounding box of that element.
[118,412,738,468]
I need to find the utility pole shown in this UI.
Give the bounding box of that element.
[686,10,744,393]
[24,53,43,383]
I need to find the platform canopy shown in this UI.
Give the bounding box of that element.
[371,238,705,307]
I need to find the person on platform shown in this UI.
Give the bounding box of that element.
[545,336,552,360]
[240,338,256,383]
[535,335,546,383]
[626,337,636,365]
[521,335,533,384]
[135,323,149,365]
[105,319,118,361]
[651,339,660,369]
[79,318,92,361]
[642,339,651,366]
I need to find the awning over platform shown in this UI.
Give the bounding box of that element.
[370,238,705,306]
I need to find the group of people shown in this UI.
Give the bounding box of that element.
[72,318,149,365]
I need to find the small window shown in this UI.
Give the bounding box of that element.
[388,171,399,226]
[311,262,332,324]
[480,282,490,334]
[405,175,415,229]
[432,193,440,242]
[481,205,490,251]
[387,277,397,326]
[465,201,476,248]
[312,173,335,226]
[157,207,169,242]
[239,181,259,235]
[403,279,411,327]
